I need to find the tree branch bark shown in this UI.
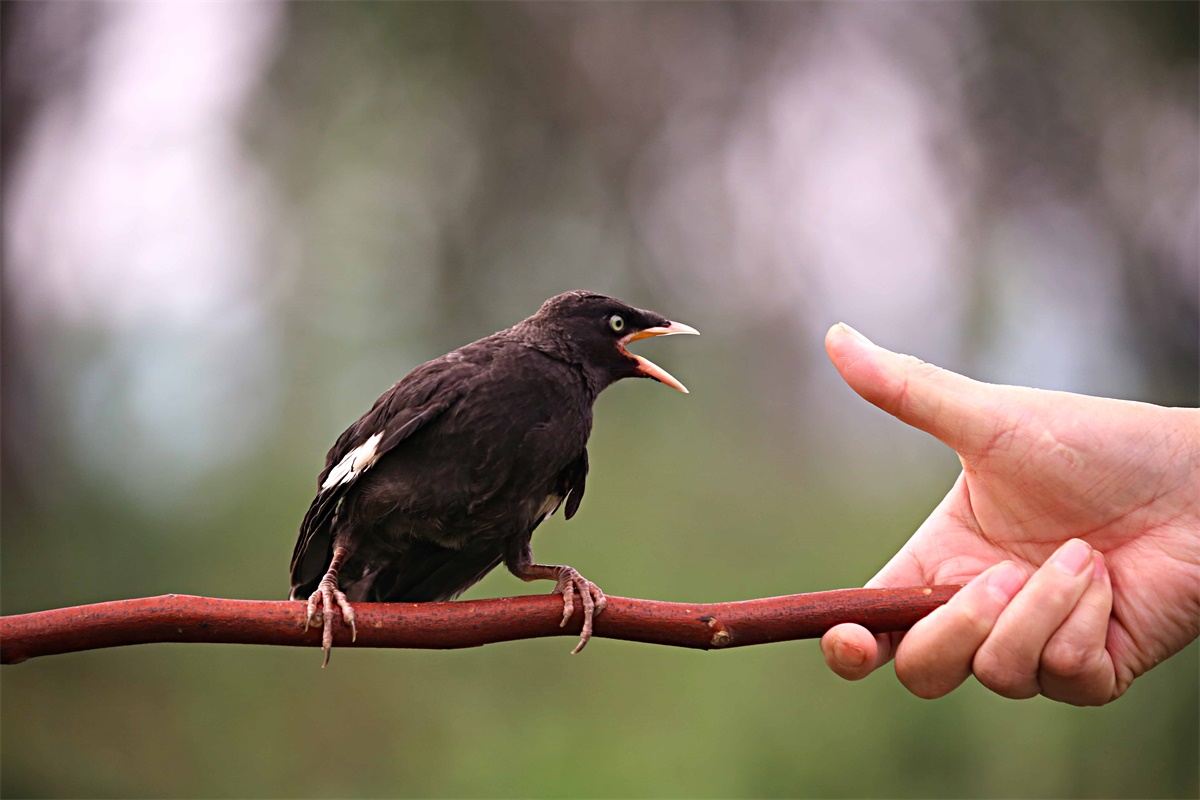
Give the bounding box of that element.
[0,586,961,664]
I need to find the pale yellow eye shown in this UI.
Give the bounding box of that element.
[609,314,625,332]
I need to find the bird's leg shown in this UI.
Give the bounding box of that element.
[304,545,357,667]
[514,562,607,654]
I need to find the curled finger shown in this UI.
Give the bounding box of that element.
[1038,552,1118,706]
[973,539,1097,699]
[894,560,1029,699]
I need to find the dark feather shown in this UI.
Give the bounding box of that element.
[561,448,588,520]
[289,291,692,614]
[288,376,463,598]
[362,540,504,602]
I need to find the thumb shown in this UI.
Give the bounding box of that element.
[825,323,999,456]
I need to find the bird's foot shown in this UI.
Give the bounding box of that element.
[552,566,607,654]
[304,581,357,667]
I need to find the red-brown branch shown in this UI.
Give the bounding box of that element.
[0,586,961,664]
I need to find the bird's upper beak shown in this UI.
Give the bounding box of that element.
[618,321,700,393]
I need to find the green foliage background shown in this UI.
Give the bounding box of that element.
[2,2,1197,797]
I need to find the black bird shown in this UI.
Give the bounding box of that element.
[290,291,698,664]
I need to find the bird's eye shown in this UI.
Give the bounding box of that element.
[608,314,625,333]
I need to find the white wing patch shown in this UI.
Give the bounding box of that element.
[537,493,563,524]
[322,432,384,490]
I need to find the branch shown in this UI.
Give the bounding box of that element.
[0,586,961,664]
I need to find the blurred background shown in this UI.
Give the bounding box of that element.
[2,2,1197,797]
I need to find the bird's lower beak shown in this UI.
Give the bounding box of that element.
[619,321,700,393]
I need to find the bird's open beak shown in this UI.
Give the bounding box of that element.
[619,321,700,393]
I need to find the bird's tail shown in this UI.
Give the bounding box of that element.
[367,541,503,603]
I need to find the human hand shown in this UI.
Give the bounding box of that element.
[820,324,1200,705]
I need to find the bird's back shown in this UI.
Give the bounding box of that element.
[291,335,593,604]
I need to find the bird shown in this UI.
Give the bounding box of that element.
[289,290,698,665]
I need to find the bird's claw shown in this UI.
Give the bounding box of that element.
[304,582,357,667]
[552,567,607,654]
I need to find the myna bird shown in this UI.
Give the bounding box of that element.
[289,291,698,664]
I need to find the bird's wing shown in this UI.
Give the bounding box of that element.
[561,447,588,520]
[288,360,469,597]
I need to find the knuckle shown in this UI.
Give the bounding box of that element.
[976,672,1038,699]
[900,354,934,374]
[1041,641,1095,680]
[896,663,956,700]
[949,603,993,638]
[900,678,948,700]
[1042,579,1085,611]
[1045,687,1107,707]
[895,643,969,700]
[973,648,1039,699]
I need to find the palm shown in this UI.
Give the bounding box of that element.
[903,391,1200,692]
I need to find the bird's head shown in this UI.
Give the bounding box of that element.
[522,291,699,395]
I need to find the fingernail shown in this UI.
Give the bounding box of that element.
[1052,539,1093,576]
[1093,551,1106,581]
[833,636,867,668]
[986,561,1025,603]
[837,323,874,346]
